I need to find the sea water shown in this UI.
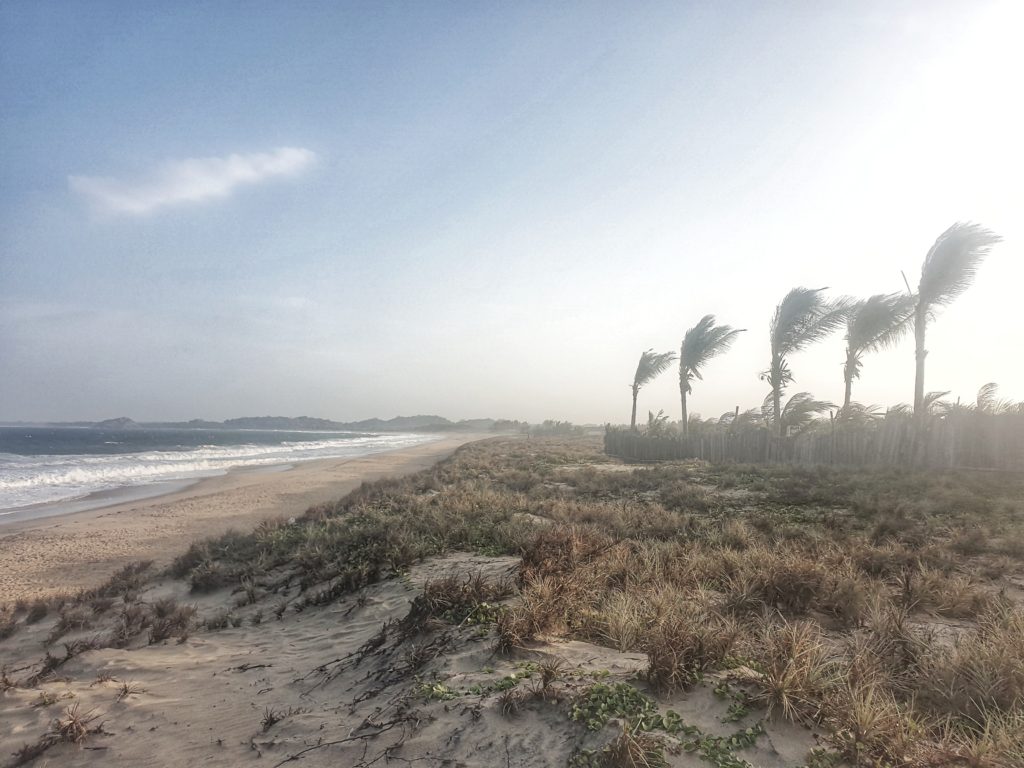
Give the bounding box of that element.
[0,426,436,517]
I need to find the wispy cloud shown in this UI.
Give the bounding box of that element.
[69,147,316,215]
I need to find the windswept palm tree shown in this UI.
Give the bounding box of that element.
[842,293,915,410]
[975,382,1010,414]
[679,315,745,435]
[646,409,671,436]
[911,223,1001,419]
[630,349,676,430]
[888,390,950,420]
[763,288,850,436]
[976,382,998,412]
[729,407,766,431]
[922,390,952,417]
[835,401,884,427]
[761,391,835,436]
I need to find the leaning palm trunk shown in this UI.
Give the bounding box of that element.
[630,349,676,431]
[678,315,744,437]
[913,304,927,422]
[631,384,640,430]
[843,352,855,411]
[910,223,1000,428]
[839,294,913,415]
[771,358,784,438]
[842,293,914,413]
[765,288,849,439]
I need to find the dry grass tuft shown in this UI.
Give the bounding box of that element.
[746,616,837,723]
[498,687,525,716]
[601,721,666,768]
[827,682,922,765]
[116,680,146,701]
[645,604,739,692]
[25,599,49,624]
[407,571,512,626]
[52,702,102,744]
[148,598,196,644]
[915,602,1024,724]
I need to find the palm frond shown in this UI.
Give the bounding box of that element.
[836,401,884,426]
[781,392,836,434]
[679,315,745,393]
[886,403,913,418]
[763,391,835,433]
[760,358,793,391]
[646,409,671,436]
[918,222,1001,309]
[846,293,916,358]
[975,382,1013,414]
[770,287,853,357]
[935,398,971,417]
[977,382,999,413]
[922,390,951,416]
[633,348,676,388]
[731,408,765,430]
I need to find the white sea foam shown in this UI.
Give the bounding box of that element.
[0,434,435,513]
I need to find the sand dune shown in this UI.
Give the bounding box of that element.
[0,552,815,767]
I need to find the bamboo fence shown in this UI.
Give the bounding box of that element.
[604,414,1024,470]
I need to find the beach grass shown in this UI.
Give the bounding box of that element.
[151,436,1024,764]
[3,435,1023,766]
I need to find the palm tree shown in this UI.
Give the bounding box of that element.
[630,349,676,430]
[764,288,850,437]
[729,408,765,431]
[974,382,1014,415]
[679,315,745,436]
[835,401,884,427]
[761,391,835,435]
[911,223,1001,419]
[646,409,670,436]
[842,293,915,410]
[887,391,949,420]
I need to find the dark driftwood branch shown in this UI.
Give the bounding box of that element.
[271,719,405,767]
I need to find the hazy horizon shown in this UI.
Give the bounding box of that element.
[2,1,1021,425]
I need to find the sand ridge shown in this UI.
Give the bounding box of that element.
[0,552,816,767]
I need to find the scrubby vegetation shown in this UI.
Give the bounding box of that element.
[3,435,1023,766]
[153,436,1024,765]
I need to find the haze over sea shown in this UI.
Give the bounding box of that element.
[0,426,435,516]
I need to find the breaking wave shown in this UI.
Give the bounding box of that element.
[0,433,434,513]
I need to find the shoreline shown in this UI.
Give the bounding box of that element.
[0,433,490,602]
[0,430,439,523]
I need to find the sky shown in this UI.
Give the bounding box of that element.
[1,0,1021,425]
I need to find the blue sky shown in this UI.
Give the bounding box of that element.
[1,1,1021,423]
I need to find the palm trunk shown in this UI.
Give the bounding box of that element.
[771,354,784,437]
[913,305,927,421]
[843,350,855,411]
[630,384,639,431]
[681,388,688,437]
[774,385,783,437]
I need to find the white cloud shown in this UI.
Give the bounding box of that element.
[69,146,316,215]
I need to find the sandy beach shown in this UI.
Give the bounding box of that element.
[0,433,485,603]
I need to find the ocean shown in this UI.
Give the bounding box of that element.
[0,426,436,517]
